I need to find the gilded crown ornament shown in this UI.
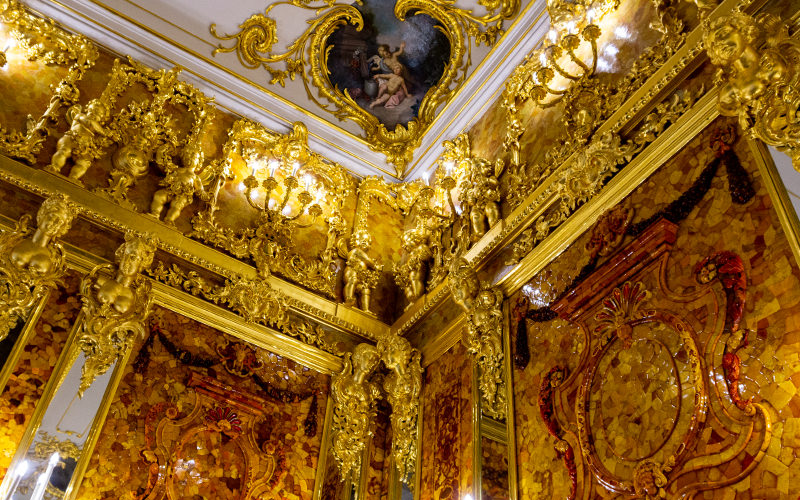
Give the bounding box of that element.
[76,231,156,395]
[703,11,800,171]
[449,256,507,420]
[0,194,77,341]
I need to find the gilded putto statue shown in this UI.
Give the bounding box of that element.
[703,12,800,170]
[0,194,77,340]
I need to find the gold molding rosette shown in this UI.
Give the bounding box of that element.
[210,0,520,174]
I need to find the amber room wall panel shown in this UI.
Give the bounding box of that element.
[74,306,330,500]
[418,343,473,500]
[509,118,800,499]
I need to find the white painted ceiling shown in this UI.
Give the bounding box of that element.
[24,0,550,180]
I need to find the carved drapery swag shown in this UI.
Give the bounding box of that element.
[76,231,156,395]
[0,194,77,340]
[330,334,422,484]
[449,256,506,420]
[703,11,800,170]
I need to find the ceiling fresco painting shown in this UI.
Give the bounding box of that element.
[326,0,451,130]
[211,0,522,172]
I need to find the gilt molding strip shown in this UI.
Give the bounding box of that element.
[0,156,388,340]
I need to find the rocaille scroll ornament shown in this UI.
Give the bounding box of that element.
[449,256,506,420]
[0,194,77,340]
[76,231,156,395]
[703,11,800,170]
[209,0,520,173]
[445,134,504,243]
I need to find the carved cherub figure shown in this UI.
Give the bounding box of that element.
[395,225,433,307]
[340,229,382,313]
[94,233,157,315]
[448,256,506,418]
[0,195,77,339]
[48,99,110,181]
[703,12,800,167]
[9,195,76,276]
[378,334,422,483]
[105,109,162,203]
[78,232,156,394]
[461,157,505,242]
[149,140,213,224]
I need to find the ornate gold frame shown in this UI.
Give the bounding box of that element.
[210,0,520,174]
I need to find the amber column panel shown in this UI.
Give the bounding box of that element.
[418,343,473,500]
[0,293,50,396]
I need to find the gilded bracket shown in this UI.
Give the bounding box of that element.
[0,194,78,341]
[449,256,507,420]
[76,231,156,395]
[330,334,422,485]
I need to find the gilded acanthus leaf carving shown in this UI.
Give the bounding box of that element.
[0,194,77,341]
[703,11,800,171]
[330,335,423,485]
[449,256,506,420]
[77,232,156,395]
[147,262,338,354]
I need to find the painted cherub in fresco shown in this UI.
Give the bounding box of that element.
[370,42,405,74]
[370,64,409,109]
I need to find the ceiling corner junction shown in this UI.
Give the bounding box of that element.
[21,0,548,181]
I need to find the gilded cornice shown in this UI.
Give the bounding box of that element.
[0,209,344,374]
[0,155,387,343]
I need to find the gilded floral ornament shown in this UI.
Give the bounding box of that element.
[0,0,98,162]
[703,11,800,170]
[76,232,156,395]
[449,256,506,420]
[209,0,520,172]
[0,194,77,341]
